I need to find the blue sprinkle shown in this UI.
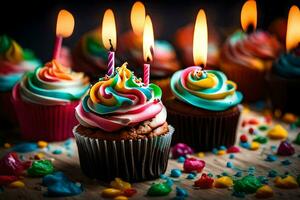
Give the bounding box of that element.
[226,161,234,168]
[270,145,277,151]
[248,166,256,171]
[42,171,83,197]
[229,154,235,159]
[258,176,269,184]
[265,154,277,162]
[171,169,182,178]
[221,172,229,176]
[64,139,72,146]
[234,171,243,177]
[186,173,195,179]
[176,187,188,198]
[177,156,185,163]
[207,172,214,177]
[219,145,227,150]
[12,143,38,153]
[281,159,291,166]
[212,148,218,154]
[52,149,63,155]
[160,174,168,180]
[268,170,278,178]
[232,191,246,198]
[239,141,250,149]
[165,178,174,187]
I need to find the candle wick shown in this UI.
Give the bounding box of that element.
[147,57,151,63]
[109,39,114,51]
[199,63,205,70]
[246,24,254,34]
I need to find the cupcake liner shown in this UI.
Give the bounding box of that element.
[0,90,18,128]
[266,72,300,115]
[168,106,241,151]
[73,125,174,182]
[12,84,79,141]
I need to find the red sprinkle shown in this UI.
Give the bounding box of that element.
[183,158,205,173]
[240,134,248,143]
[264,115,272,124]
[248,127,254,134]
[194,173,214,189]
[226,146,240,153]
[248,118,259,125]
[0,152,31,176]
[241,120,247,127]
[122,188,137,197]
[0,175,18,186]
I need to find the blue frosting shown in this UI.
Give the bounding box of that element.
[274,53,300,78]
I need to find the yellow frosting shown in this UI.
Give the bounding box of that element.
[274,175,298,189]
[255,185,274,198]
[214,176,233,188]
[267,125,288,140]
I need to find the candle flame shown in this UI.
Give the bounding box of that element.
[102,9,117,51]
[193,9,208,67]
[241,0,257,32]
[286,5,300,52]
[143,15,154,62]
[131,1,146,35]
[56,9,75,38]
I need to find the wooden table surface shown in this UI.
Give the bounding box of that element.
[1,108,300,200]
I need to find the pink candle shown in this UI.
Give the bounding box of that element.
[52,36,63,60]
[107,50,115,76]
[143,63,150,86]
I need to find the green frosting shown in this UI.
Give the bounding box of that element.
[0,35,11,53]
[27,160,54,176]
[253,136,268,144]
[233,175,262,194]
[294,132,300,145]
[147,182,172,196]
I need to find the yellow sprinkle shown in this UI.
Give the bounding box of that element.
[114,196,128,200]
[282,113,298,124]
[34,153,45,160]
[102,188,122,198]
[243,106,250,114]
[37,141,48,148]
[197,152,205,158]
[274,175,298,189]
[110,178,131,190]
[214,176,233,188]
[274,109,282,118]
[250,142,260,150]
[9,181,25,188]
[255,185,273,198]
[267,125,288,140]
[4,143,11,148]
[217,150,226,155]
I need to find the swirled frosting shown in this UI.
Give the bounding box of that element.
[0,35,40,91]
[221,31,281,71]
[273,52,300,78]
[19,59,89,105]
[75,63,167,132]
[170,66,243,111]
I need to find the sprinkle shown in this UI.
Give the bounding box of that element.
[248,118,259,125]
[226,162,233,168]
[147,182,172,196]
[37,141,48,148]
[177,156,185,163]
[170,169,182,178]
[226,146,240,153]
[265,154,277,162]
[253,136,268,144]
[217,150,226,155]
[110,178,131,191]
[239,141,250,149]
[102,188,123,198]
[219,146,227,150]
[27,160,54,176]
[255,185,273,198]
[114,196,128,200]
[12,143,38,153]
[196,152,205,158]
[122,188,137,197]
[277,141,295,156]
[207,172,214,177]
[274,175,299,188]
[4,143,11,148]
[282,113,298,124]
[248,127,254,134]
[233,175,262,194]
[183,158,205,173]
[175,187,188,198]
[234,171,243,177]
[34,153,45,160]
[52,149,62,155]
[214,176,233,188]
[250,142,260,150]
[240,134,248,143]
[186,173,195,180]
[229,154,235,159]
[9,180,25,188]
[281,159,291,166]
[267,125,288,140]
[258,125,269,131]
[171,143,194,159]
[268,170,278,178]
[194,173,214,189]
[257,176,269,184]
[212,148,218,154]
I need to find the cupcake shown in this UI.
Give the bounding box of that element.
[0,35,40,127]
[74,63,174,181]
[12,59,89,141]
[72,29,111,82]
[166,66,243,151]
[220,31,281,102]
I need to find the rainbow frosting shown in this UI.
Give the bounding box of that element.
[19,59,89,105]
[221,31,281,71]
[273,52,300,78]
[75,63,167,132]
[170,66,243,111]
[0,35,41,92]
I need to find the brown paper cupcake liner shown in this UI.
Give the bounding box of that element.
[168,106,241,151]
[73,125,174,182]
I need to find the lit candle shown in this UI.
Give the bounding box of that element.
[286,5,300,53]
[241,0,257,34]
[53,9,74,60]
[131,1,146,36]
[193,9,208,69]
[143,15,154,86]
[102,9,117,77]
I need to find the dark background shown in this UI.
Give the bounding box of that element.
[1,0,300,62]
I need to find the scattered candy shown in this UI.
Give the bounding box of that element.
[122,188,137,197]
[258,176,269,184]
[147,182,172,196]
[268,170,278,178]
[34,153,45,160]
[177,156,185,163]
[183,158,205,173]
[229,154,235,159]
[0,153,31,176]
[248,127,254,134]
[212,148,218,154]
[274,175,299,188]
[0,176,18,186]
[214,176,233,188]
[255,185,273,198]
[234,171,243,177]
[226,146,240,153]
[27,160,54,177]
[250,142,260,150]
[277,141,295,156]
[37,141,48,148]
[12,143,38,153]
[102,188,122,198]
[170,169,182,178]
[248,118,259,125]
[9,180,25,188]
[196,152,205,158]
[282,113,297,123]
[217,150,226,155]
[194,173,214,189]
[253,136,268,144]
[258,125,269,131]
[233,175,262,194]
[110,178,131,191]
[171,143,194,159]
[240,134,248,143]
[239,141,250,149]
[186,173,195,179]
[114,196,128,200]
[265,154,277,162]
[4,143,11,148]
[226,162,233,168]
[267,125,288,140]
[175,187,188,199]
[52,149,62,155]
[42,171,83,197]
[281,159,292,166]
[294,133,300,145]
[219,146,227,150]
